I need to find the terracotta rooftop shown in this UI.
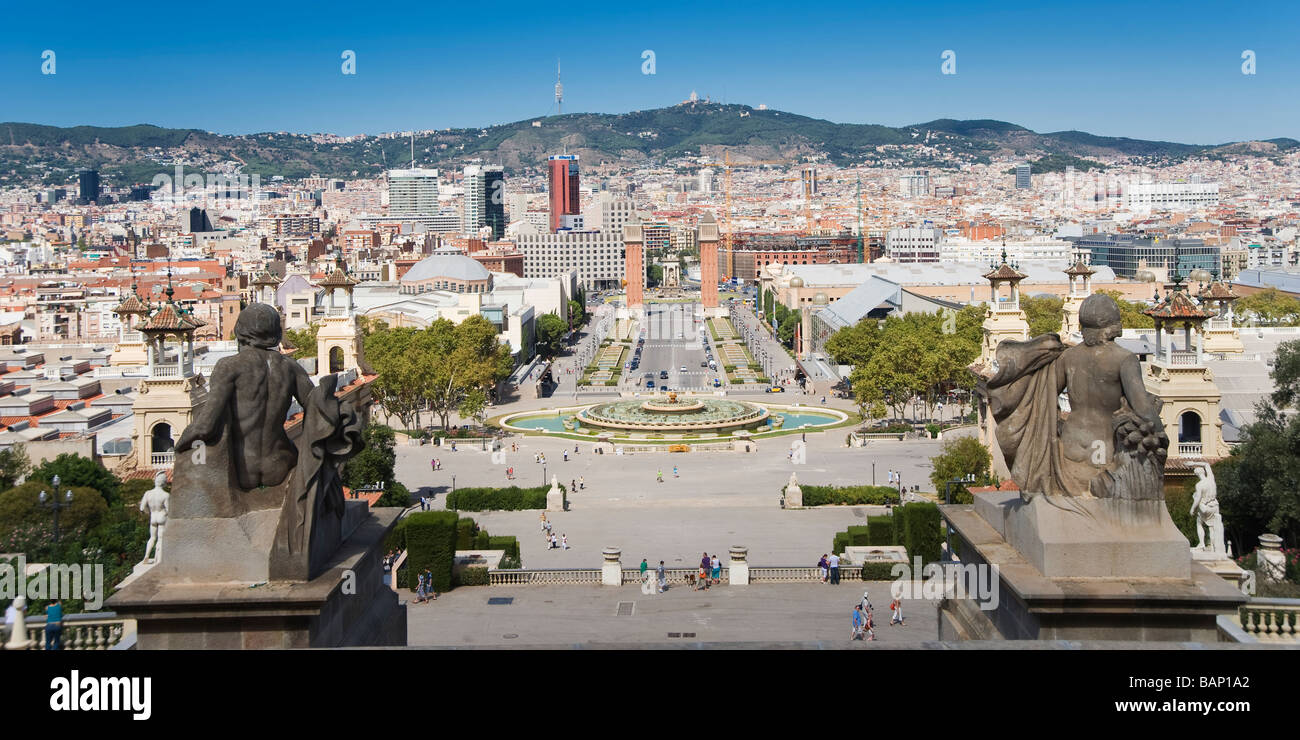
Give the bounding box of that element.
[112,290,150,316]
[1197,281,1238,301]
[317,264,359,288]
[982,263,1027,282]
[1063,260,1095,277]
[1143,289,1215,321]
[140,301,207,332]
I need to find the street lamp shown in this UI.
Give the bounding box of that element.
[38,474,74,542]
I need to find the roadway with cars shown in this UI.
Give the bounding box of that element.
[629,302,721,390]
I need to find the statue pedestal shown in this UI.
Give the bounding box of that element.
[938,493,1246,642]
[107,507,407,649]
[973,491,1190,578]
[546,486,565,512]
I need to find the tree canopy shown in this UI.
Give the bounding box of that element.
[929,435,995,503]
[535,313,568,359]
[1237,288,1300,327]
[364,315,514,430]
[1215,403,1300,551]
[1020,295,1065,337]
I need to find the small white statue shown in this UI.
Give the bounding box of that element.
[1190,463,1225,555]
[139,471,170,564]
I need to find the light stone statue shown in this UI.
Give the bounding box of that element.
[139,471,170,564]
[1190,463,1225,554]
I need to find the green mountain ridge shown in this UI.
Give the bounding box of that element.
[1,103,1295,187]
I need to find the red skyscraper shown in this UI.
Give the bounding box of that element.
[548,155,580,232]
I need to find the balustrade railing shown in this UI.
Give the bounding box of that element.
[1236,599,1300,641]
[13,613,132,650]
[151,452,175,468]
[489,565,864,586]
[1177,443,1203,457]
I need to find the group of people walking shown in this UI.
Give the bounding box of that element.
[539,513,569,550]
[851,589,905,641]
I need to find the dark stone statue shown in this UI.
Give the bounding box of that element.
[173,303,365,580]
[980,293,1169,501]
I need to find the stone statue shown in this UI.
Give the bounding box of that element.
[170,303,365,581]
[980,293,1169,501]
[271,373,364,579]
[138,472,170,564]
[176,303,315,491]
[1190,462,1225,554]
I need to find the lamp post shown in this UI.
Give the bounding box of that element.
[39,474,74,543]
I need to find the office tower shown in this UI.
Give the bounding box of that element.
[387,168,440,217]
[1015,164,1032,189]
[185,207,214,233]
[698,168,714,193]
[801,167,818,198]
[79,169,101,205]
[548,155,580,232]
[463,164,506,239]
[898,170,930,198]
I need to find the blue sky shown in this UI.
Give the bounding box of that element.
[2,0,1296,143]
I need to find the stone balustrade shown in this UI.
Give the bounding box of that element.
[9,613,134,650]
[489,565,865,586]
[1235,599,1300,641]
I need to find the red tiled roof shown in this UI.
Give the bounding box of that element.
[983,263,1027,281]
[1064,260,1095,277]
[140,301,207,332]
[1144,289,1215,321]
[1197,282,1238,301]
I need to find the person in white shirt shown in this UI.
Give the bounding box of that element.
[828,552,841,584]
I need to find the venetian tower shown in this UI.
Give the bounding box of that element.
[110,280,151,366]
[976,249,1030,478]
[1196,278,1245,356]
[1059,259,1095,343]
[315,257,363,375]
[1142,278,1231,463]
[132,282,207,471]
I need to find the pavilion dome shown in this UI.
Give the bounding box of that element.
[401,252,491,284]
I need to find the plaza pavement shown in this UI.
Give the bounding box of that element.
[406,581,935,647]
[396,422,972,568]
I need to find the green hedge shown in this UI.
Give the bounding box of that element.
[474,531,490,549]
[447,485,550,511]
[405,511,458,593]
[488,535,521,563]
[453,566,490,587]
[892,505,908,547]
[860,562,899,580]
[846,525,870,547]
[867,515,893,545]
[900,502,942,567]
[456,517,478,549]
[799,485,898,506]
[832,531,850,556]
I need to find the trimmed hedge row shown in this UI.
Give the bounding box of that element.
[800,485,898,506]
[867,515,893,545]
[453,566,490,587]
[405,511,458,593]
[447,485,555,511]
[899,502,942,567]
[456,517,478,549]
[860,562,900,580]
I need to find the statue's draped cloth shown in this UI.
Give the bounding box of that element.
[981,335,1073,498]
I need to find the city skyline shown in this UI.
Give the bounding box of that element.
[1,0,1296,143]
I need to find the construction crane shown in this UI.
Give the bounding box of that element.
[683,152,800,278]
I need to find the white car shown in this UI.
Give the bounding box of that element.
[679,365,687,373]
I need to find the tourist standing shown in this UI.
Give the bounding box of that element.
[44,599,63,650]
[579,476,585,490]
[640,558,648,579]
[563,450,569,462]
[657,560,667,593]
[828,552,841,584]
[710,554,721,584]
[818,554,829,583]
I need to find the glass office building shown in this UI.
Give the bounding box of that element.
[1072,234,1219,279]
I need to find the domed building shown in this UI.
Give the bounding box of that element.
[400,249,493,295]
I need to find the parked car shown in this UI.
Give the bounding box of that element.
[679,365,688,373]
[713,378,722,387]
[646,380,656,389]
[659,370,669,379]
[766,386,785,393]
[700,360,709,368]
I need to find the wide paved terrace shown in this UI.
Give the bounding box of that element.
[407,581,934,648]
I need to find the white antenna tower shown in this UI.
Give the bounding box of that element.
[555,60,563,115]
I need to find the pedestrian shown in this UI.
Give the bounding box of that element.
[561,534,569,550]
[540,512,549,533]
[860,589,873,615]
[657,560,667,593]
[549,533,558,550]
[673,465,679,478]
[851,604,865,641]
[425,568,437,600]
[579,476,585,490]
[640,558,648,579]
[865,605,876,641]
[710,554,721,584]
[574,444,579,455]
[890,597,905,626]
[44,599,63,650]
[571,479,576,493]
[416,571,428,603]
[657,469,663,483]
[563,450,568,462]
[828,552,841,584]
[818,554,828,582]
